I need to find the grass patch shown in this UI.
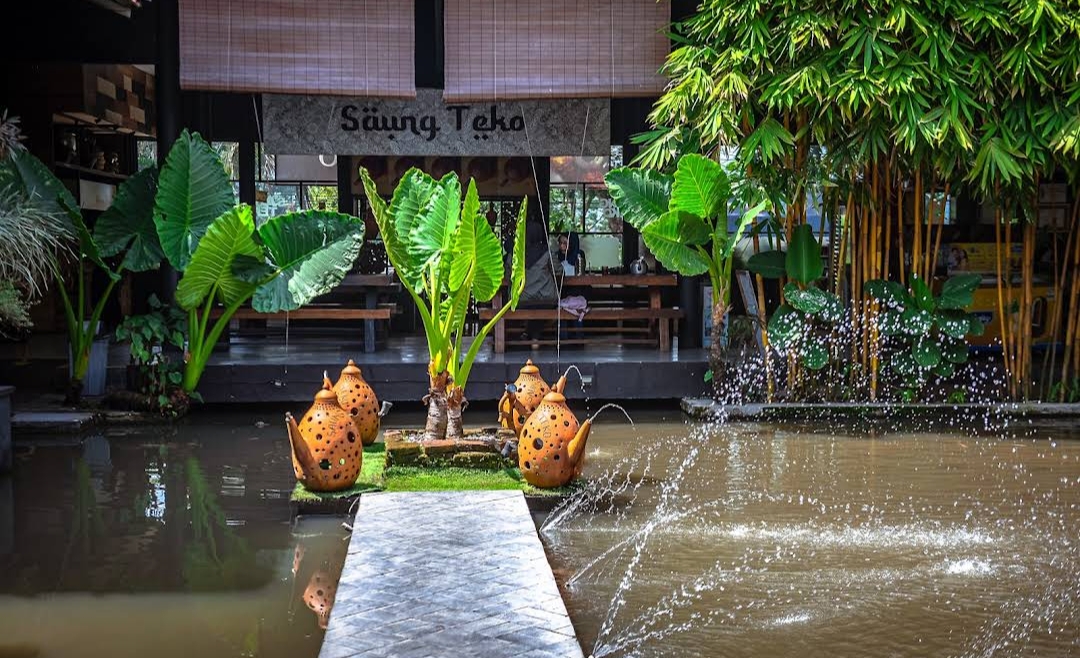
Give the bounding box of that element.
[290,443,386,503]
[291,442,577,503]
[383,466,575,496]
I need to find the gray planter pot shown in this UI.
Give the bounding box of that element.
[69,337,110,397]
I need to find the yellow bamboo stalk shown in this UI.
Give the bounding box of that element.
[994,202,1013,396]
[913,170,923,282]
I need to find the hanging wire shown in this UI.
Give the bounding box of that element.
[519,104,563,369]
[252,93,289,385]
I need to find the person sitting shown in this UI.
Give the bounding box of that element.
[516,219,559,348]
[556,233,587,343]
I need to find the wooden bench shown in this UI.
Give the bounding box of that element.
[478,307,683,352]
[211,305,392,352]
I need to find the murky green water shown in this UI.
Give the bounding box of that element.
[0,413,349,658]
[542,416,1080,658]
[3,410,1080,657]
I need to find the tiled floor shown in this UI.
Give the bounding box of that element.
[321,490,584,658]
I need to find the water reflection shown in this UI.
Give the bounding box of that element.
[0,413,351,658]
[543,417,1080,658]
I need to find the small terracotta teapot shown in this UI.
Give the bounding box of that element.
[498,360,566,436]
[517,391,592,488]
[333,359,383,445]
[285,374,362,491]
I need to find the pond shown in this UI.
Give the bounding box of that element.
[0,411,347,658]
[1,409,1078,657]
[541,416,1080,658]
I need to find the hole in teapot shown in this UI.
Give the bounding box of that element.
[532,438,544,450]
[318,459,331,470]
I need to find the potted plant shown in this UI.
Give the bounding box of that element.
[111,294,189,416]
[358,166,526,440]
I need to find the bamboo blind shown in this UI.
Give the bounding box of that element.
[179,0,416,97]
[443,0,669,102]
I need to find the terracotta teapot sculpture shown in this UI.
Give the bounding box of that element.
[285,374,363,491]
[517,391,592,488]
[498,360,567,436]
[333,359,388,445]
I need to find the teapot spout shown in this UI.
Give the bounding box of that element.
[378,400,393,418]
[552,374,568,395]
[567,418,592,469]
[286,412,319,476]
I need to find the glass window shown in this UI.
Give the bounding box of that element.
[136,140,156,170]
[304,184,338,212]
[256,183,301,224]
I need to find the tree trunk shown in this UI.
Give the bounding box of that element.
[423,370,449,442]
[709,301,728,399]
[446,387,466,441]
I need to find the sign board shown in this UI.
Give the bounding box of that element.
[263,90,610,157]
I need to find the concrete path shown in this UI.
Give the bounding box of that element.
[320,490,584,658]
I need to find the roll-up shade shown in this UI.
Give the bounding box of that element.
[443,0,669,102]
[178,0,416,98]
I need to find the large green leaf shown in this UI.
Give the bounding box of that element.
[641,210,712,276]
[864,279,911,308]
[937,310,974,339]
[176,205,263,310]
[785,224,823,284]
[253,210,365,312]
[94,167,163,272]
[901,307,933,335]
[767,303,803,350]
[605,167,673,229]
[910,275,934,311]
[937,273,982,310]
[721,200,767,260]
[449,181,504,302]
[359,167,420,293]
[390,169,438,254]
[912,338,942,368]
[2,149,78,219]
[411,173,462,276]
[154,130,235,271]
[671,154,728,219]
[746,250,786,278]
[507,198,528,309]
[802,342,829,370]
[942,340,970,364]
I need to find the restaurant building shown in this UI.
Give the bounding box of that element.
[1,0,713,400]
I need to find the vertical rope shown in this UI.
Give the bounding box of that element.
[520,104,563,368]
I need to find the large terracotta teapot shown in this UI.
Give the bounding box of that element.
[333,359,383,445]
[498,360,566,436]
[285,374,362,491]
[517,391,592,488]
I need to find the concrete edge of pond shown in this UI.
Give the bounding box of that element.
[681,397,1080,420]
[12,409,172,435]
[291,490,571,517]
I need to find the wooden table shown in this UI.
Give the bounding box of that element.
[335,273,401,352]
[488,273,679,353]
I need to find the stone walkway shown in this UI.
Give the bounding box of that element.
[320,490,584,658]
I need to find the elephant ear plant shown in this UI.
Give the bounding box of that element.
[605,153,766,381]
[864,274,985,400]
[156,130,365,395]
[0,148,161,403]
[747,224,844,371]
[359,166,526,441]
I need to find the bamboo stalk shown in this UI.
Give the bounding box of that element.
[994,201,1013,397]
[929,182,950,278]
[1061,195,1080,399]
[913,170,923,282]
[896,174,906,286]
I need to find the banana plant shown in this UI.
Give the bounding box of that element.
[0,149,161,403]
[605,153,766,380]
[359,166,526,441]
[155,130,366,394]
